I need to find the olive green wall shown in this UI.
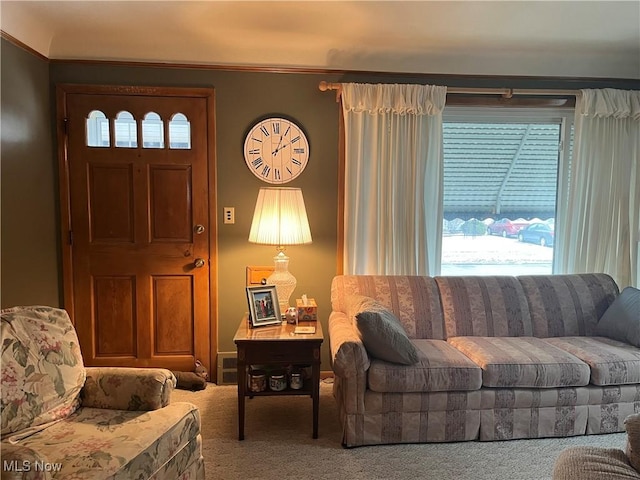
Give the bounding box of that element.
[3,36,639,375]
[1,40,59,308]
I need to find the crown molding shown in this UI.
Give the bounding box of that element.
[1,30,48,62]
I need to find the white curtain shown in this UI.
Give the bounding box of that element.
[555,88,640,288]
[341,83,447,275]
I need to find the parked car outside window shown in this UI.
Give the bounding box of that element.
[486,218,529,238]
[518,222,555,247]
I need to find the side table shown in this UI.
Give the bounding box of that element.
[233,317,324,440]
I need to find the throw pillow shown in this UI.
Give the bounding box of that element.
[347,295,419,365]
[595,286,640,347]
[625,413,640,472]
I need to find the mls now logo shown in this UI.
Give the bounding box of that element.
[3,460,63,473]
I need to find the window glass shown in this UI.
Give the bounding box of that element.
[169,113,191,149]
[115,111,137,148]
[142,112,164,149]
[440,108,572,276]
[86,110,110,147]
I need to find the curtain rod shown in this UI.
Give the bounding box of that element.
[318,81,580,100]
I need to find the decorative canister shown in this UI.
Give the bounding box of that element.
[290,369,303,390]
[269,370,287,391]
[248,369,266,393]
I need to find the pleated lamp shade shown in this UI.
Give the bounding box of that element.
[248,188,312,247]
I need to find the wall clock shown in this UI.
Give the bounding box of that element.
[243,116,310,184]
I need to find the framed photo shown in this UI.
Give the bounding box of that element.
[246,285,281,328]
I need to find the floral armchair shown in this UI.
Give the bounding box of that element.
[1,306,204,480]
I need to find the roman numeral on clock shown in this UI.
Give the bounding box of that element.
[260,125,269,137]
[273,123,280,134]
[252,158,263,168]
[248,148,260,155]
[274,169,281,180]
[292,158,301,166]
[261,165,271,177]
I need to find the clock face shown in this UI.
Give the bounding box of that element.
[243,117,310,184]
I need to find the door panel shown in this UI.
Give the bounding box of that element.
[59,86,215,372]
[149,166,192,242]
[94,276,136,357]
[153,275,194,355]
[89,165,135,242]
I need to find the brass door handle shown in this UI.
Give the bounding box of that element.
[194,258,206,268]
[194,224,205,234]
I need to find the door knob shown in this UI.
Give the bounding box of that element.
[194,224,205,234]
[194,258,206,268]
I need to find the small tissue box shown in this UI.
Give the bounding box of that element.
[296,298,317,321]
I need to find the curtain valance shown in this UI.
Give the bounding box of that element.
[578,88,640,120]
[341,83,447,115]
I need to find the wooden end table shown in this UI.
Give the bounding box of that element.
[233,317,323,440]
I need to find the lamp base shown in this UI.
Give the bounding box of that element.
[266,251,296,315]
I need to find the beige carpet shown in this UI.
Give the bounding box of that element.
[172,380,627,480]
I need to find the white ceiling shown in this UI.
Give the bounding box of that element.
[2,1,640,79]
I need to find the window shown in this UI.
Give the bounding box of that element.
[142,112,164,148]
[86,110,110,147]
[169,113,191,149]
[440,107,573,275]
[115,111,138,148]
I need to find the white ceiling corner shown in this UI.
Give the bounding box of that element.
[1,1,639,79]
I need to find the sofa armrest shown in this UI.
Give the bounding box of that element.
[81,367,176,411]
[329,311,370,378]
[329,311,369,416]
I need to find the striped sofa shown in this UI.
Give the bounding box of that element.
[329,274,640,447]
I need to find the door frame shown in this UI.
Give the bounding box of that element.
[55,83,218,378]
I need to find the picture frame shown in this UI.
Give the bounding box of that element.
[246,285,281,328]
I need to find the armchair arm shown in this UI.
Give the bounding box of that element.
[81,367,176,411]
[0,443,54,480]
[625,413,640,473]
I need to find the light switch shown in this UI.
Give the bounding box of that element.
[223,207,235,224]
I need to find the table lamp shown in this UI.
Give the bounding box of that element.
[248,187,312,314]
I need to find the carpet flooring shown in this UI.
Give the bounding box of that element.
[172,379,627,480]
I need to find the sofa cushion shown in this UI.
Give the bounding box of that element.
[348,295,419,365]
[595,287,640,348]
[1,306,86,438]
[332,275,446,339]
[448,336,590,388]
[435,276,533,337]
[368,339,482,393]
[518,274,619,338]
[544,337,640,386]
[13,402,200,480]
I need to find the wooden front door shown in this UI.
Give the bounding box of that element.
[57,85,216,372]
